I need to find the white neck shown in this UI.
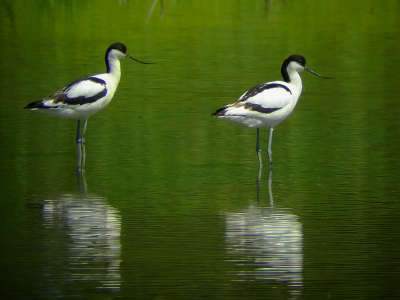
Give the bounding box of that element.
[107,57,121,83]
[288,71,304,95]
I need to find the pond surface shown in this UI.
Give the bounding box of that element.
[1,0,400,299]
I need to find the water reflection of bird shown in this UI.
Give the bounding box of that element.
[213,55,332,168]
[39,172,122,294]
[24,43,152,170]
[225,170,303,299]
[225,206,303,298]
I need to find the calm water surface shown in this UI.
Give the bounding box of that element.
[1,0,400,299]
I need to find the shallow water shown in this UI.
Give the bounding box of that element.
[1,0,400,299]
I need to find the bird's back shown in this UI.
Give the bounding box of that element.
[213,81,296,128]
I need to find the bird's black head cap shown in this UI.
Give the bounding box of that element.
[108,43,127,54]
[281,54,306,82]
[287,55,306,67]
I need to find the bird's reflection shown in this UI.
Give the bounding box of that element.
[256,167,274,205]
[146,0,167,23]
[225,170,303,299]
[40,172,121,295]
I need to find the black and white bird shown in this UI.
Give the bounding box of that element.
[212,55,332,168]
[24,42,151,146]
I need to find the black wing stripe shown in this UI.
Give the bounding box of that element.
[212,83,291,116]
[239,83,291,102]
[212,105,229,116]
[244,103,281,114]
[56,77,107,105]
[24,101,44,109]
[24,77,107,109]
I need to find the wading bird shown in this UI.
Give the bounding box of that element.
[24,42,152,170]
[212,55,332,168]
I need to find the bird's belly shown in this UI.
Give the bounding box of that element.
[36,97,112,119]
[220,106,295,128]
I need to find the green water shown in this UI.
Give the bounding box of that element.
[1,0,400,299]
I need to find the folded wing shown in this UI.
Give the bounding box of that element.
[25,77,107,109]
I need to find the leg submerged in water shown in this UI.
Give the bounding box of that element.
[80,119,87,170]
[76,119,88,144]
[81,119,88,146]
[267,127,274,168]
[76,119,88,172]
[76,119,81,144]
[256,128,263,167]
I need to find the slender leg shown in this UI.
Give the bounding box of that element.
[76,119,82,171]
[267,127,274,168]
[256,165,262,183]
[256,128,263,168]
[267,168,274,207]
[77,142,82,172]
[80,119,88,171]
[76,119,81,144]
[76,119,88,172]
[79,141,86,172]
[256,165,262,201]
[81,119,88,146]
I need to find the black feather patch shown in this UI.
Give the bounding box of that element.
[212,83,291,116]
[53,77,107,105]
[24,101,46,109]
[244,103,281,114]
[24,77,107,109]
[239,83,291,102]
[212,106,230,116]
